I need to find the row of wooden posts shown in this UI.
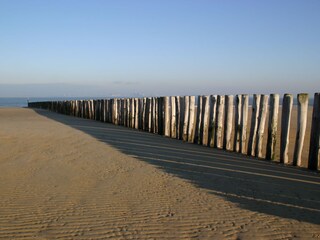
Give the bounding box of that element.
[28,93,320,171]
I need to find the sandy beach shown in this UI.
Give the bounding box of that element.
[1,108,320,239]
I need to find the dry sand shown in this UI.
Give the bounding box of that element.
[0,108,320,239]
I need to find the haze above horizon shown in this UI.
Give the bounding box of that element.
[0,0,319,97]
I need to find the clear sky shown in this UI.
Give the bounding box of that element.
[0,0,319,97]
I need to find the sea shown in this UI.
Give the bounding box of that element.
[0,97,90,108]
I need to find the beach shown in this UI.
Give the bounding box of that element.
[0,108,319,239]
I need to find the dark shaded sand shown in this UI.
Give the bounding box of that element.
[0,108,319,239]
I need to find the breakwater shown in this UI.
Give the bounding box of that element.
[28,93,320,171]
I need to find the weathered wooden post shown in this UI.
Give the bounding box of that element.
[223,95,234,150]
[155,98,159,133]
[266,94,279,160]
[107,99,110,122]
[255,95,269,158]
[202,95,210,146]
[179,96,184,140]
[85,100,90,119]
[171,96,177,138]
[103,99,107,122]
[158,97,164,135]
[233,95,242,152]
[125,98,129,127]
[134,98,139,129]
[142,97,147,131]
[195,95,203,144]
[240,94,249,154]
[175,96,181,139]
[280,94,293,164]
[81,100,85,118]
[182,96,190,141]
[75,100,79,117]
[130,98,135,128]
[74,101,77,116]
[95,100,99,120]
[188,96,196,143]
[209,95,217,147]
[163,96,171,137]
[121,99,126,126]
[113,98,119,125]
[150,97,154,132]
[293,93,309,166]
[118,99,122,125]
[247,94,261,156]
[154,97,157,133]
[148,98,152,132]
[100,99,104,122]
[118,98,125,126]
[144,98,149,131]
[215,95,225,149]
[308,93,320,170]
[151,98,156,133]
[138,98,143,130]
[95,99,101,121]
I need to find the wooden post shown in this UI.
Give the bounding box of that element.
[145,98,149,131]
[247,94,261,156]
[240,94,249,154]
[158,97,164,135]
[100,99,104,121]
[223,95,234,151]
[118,99,122,124]
[75,100,79,117]
[280,94,293,164]
[150,97,154,132]
[103,99,107,122]
[122,99,127,126]
[266,94,279,160]
[113,98,119,125]
[171,96,177,138]
[155,98,159,133]
[153,97,157,133]
[179,96,184,140]
[202,95,210,146]
[209,95,217,147]
[131,98,135,128]
[182,96,190,141]
[188,96,196,143]
[164,96,171,137]
[106,99,109,122]
[143,98,148,130]
[308,93,320,170]
[125,99,129,127]
[175,96,181,139]
[195,95,203,144]
[215,95,225,149]
[135,98,139,129]
[138,98,143,130]
[100,99,105,122]
[148,98,152,132]
[233,95,242,152]
[293,93,309,166]
[84,100,88,119]
[108,99,112,123]
[255,95,269,158]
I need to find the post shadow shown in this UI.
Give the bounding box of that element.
[33,109,320,224]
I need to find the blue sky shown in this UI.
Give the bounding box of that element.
[0,0,319,97]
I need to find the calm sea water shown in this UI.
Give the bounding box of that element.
[0,97,89,108]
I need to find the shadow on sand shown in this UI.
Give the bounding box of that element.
[34,109,320,225]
